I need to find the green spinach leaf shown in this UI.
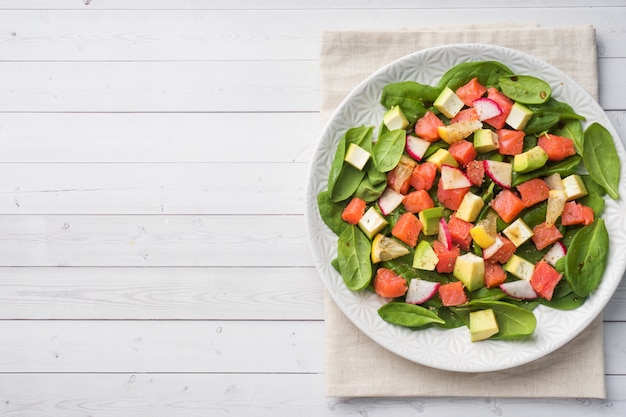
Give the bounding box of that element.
[378,302,445,328]
[462,300,537,340]
[437,61,513,91]
[564,219,609,297]
[317,190,348,236]
[380,81,440,122]
[372,129,406,172]
[337,225,373,291]
[583,122,621,200]
[524,98,585,134]
[328,126,374,202]
[498,75,551,104]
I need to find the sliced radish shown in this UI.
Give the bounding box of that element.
[544,241,567,267]
[438,217,453,250]
[405,279,440,304]
[500,280,538,300]
[483,159,512,188]
[482,236,504,260]
[473,97,503,121]
[440,164,472,190]
[405,135,431,161]
[377,188,405,215]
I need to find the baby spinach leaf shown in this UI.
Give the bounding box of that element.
[583,122,621,200]
[524,98,585,134]
[372,129,406,172]
[564,219,609,297]
[337,225,373,291]
[317,190,348,236]
[499,75,551,104]
[542,292,586,311]
[380,81,440,122]
[467,300,537,340]
[437,61,513,91]
[378,302,445,328]
[328,126,374,202]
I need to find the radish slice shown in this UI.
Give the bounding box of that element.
[438,217,453,250]
[440,164,472,190]
[500,280,538,300]
[544,241,567,266]
[377,188,405,215]
[405,279,440,304]
[483,160,512,189]
[473,97,503,121]
[482,236,504,260]
[406,135,431,161]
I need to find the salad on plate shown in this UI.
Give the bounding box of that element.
[317,60,621,343]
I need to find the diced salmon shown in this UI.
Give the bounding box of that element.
[438,281,468,306]
[433,240,461,274]
[448,215,473,251]
[490,189,525,223]
[437,178,470,211]
[373,268,408,298]
[450,107,479,124]
[530,260,563,301]
[516,178,550,207]
[484,88,513,129]
[537,133,576,161]
[341,197,367,225]
[466,160,485,186]
[403,190,435,213]
[455,77,487,107]
[448,140,477,167]
[561,201,595,226]
[532,222,564,251]
[391,212,423,247]
[484,261,507,288]
[497,129,525,155]
[410,162,438,191]
[414,111,444,142]
[490,235,516,264]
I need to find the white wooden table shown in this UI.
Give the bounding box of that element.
[0,1,625,415]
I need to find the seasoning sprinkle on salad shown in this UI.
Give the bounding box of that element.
[317,60,621,342]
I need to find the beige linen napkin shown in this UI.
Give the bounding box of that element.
[321,24,606,398]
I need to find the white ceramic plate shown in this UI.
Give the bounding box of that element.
[305,44,626,372]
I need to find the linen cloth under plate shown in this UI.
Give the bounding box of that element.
[319,24,606,398]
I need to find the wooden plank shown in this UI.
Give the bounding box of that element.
[0,373,624,416]
[0,0,620,10]
[0,214,313,267]
[0,163,308,215]
[0,112,319,163]
[0,267,324,320]
[0,8,623,60]
[0,59,623,112]
[0,320,324,373]
[0,320,624,374]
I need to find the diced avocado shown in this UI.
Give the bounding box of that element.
[426,148,458,169]
[469,309,499,342]
[453,252,485,291]
[512,146,549,173]
[418,207,445,236]
[344,143,371,170]
[357,207,388,240]
[473,129,499,153]
[504,254,535,281]
[455,191,484,223]
[505,102,534,130]
[561,174,588,201]
[383,105,409,131]
[412,240,439,271]
[433,87,465,118]
[502,218,534,247]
